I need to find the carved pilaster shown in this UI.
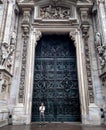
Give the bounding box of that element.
[18,9,31,103]
[80,8,94,103]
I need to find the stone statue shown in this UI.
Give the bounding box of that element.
[1,43,15,68]
[1,42,9,65]
[95,32,105,68]
[99,56,105,67]
[10,31,16,45]
[95,32,102,46]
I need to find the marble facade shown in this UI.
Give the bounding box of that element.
[0,0,106,127]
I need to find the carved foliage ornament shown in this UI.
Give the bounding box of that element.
[40,5,72,19]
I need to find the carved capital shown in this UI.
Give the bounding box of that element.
[34,29,42,42]
[69,30,77,47]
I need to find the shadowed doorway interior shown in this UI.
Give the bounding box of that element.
[31,34,81,122]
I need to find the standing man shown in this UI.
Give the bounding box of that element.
[39,102,45,125]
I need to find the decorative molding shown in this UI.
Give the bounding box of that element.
[80,8,94,103]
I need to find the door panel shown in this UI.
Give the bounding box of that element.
[32,34,81,122]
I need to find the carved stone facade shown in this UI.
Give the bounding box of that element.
[0,0,106,127]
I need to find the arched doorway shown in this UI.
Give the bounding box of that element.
[31,34,81,122]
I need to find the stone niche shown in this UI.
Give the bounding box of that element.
[0,66,12,127]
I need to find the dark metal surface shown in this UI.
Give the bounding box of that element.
[32,34,81,122]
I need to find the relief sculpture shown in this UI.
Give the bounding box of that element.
[40,5,71,19]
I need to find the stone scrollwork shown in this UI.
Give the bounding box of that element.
[95,32,105,68]
[40,5,72,19]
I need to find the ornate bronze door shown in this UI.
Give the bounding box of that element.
[32,34,81,122]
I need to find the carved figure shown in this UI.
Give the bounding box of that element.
[95,32,102,47]
[99,56,105,67]
[1,43,9,64]
[22,11,30,24]
[95,32,105,68]
[1,43,15,66]
[1,80,7,93]
[10,31,16,45]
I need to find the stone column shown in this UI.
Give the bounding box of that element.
[25,29,41,124]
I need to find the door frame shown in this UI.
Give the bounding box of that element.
[24,27,88,124]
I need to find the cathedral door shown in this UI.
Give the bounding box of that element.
[31,34,81,122]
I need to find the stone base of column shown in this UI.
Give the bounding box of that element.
[12,103,27,125]
[82,104,102,125]
[88,103,101,125]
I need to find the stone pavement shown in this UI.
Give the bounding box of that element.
[0,123,106,130]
